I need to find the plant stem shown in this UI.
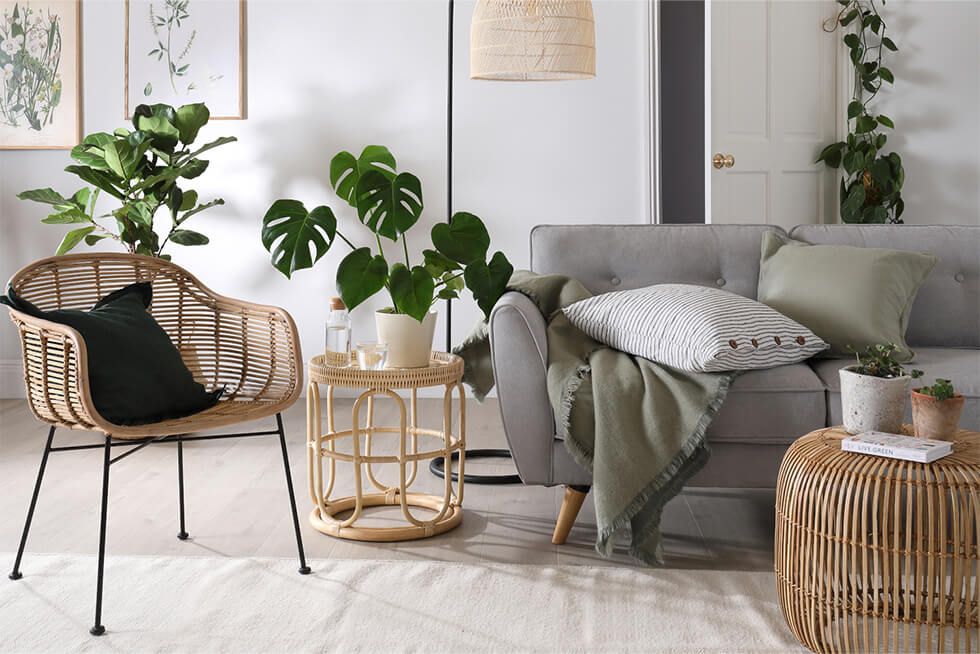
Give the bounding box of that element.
[375,233,386,260]
[335,230,356,250]
[401,235,410,266]
[434,271,464,289]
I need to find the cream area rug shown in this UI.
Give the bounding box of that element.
[0,553,804,653]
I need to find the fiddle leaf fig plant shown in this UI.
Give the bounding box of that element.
[261,145,513,323]
[19,102,235,258]
[817,0,904,223]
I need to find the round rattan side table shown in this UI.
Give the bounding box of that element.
[775,426,980,654]
[305,352,465,542]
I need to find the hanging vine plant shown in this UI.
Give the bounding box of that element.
[817,0,904,224]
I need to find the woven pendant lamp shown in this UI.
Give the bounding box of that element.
[470,0,596,80]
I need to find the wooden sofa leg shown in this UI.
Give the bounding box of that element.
[552,486,589,545]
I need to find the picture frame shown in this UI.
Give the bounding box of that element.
[0,0,82,150]
[125,0,245,120]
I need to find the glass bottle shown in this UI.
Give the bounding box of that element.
[325,297,351,361]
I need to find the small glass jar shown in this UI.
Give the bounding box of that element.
[355,342,389,370]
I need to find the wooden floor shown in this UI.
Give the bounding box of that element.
[0,398,776,570]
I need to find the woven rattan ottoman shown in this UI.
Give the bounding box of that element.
[775,426,980,653]
[305,352,465,542]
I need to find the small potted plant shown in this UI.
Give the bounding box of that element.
[261,145,512,368]
[911,379,964,441]
[840,344,923,434]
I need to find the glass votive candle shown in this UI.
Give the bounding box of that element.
[355,342,389,370]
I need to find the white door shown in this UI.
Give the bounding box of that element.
[709,0,839,227]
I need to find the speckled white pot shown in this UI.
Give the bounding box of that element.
[840,365,912,434]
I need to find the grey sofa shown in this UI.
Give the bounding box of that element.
[488,224,979,543]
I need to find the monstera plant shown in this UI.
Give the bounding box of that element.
[19,102,235,257]
[261,145,512,322]
[261,145,512,366]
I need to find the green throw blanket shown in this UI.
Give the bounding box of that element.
[455,271,735,565]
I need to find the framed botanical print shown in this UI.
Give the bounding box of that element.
[125,0,245,120]
[0,0,82,149]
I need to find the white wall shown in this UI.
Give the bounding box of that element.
[0,0,654,396]
[871,0,980,226]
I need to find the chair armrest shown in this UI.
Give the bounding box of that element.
[207,296,303,407]
[489,292,556,485]
[8,309,107,432]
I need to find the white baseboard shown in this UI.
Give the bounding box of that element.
[0,359,25,399]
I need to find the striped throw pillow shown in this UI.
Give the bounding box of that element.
[563,283,828,372]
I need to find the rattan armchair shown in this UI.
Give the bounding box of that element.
[5,253,310,636]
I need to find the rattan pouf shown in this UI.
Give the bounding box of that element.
[305,352,465,541]
[775,426,980,654]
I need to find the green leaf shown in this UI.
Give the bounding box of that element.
[56,226,95,255]
[431,212,490,265]
[179,158,209,179]
[464,251,514,320]
[336,247,388,310]
[423,248,461,277]
[18,188,68,205]
[878,67,894,84]
[847,101,863,119]
[103,140,142,179]
[840,9,858,26]
[871,157,892,187]
[174,103,209,145]
[881,37,898,51]
[179,198,224,223]
[64,166,126,200]
[849,46,863,65]
[330,146,397,208]
[70,188,91,210]
[816,142,844,168]
[876,114,894,129]
[84,234,108,246]
[169,229,209,246]
[843,33,860,48]
[261,200,337,277]
[855,116,877,134]
[388,263,435,321]
[133,104,180,152]
[179,190,199,211]
[354,170,423,240]
[42,208,90,224]
[185,136,236,160]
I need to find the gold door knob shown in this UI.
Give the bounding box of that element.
[712,153,735,169]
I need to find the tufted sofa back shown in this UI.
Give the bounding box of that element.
[531,224,783,301]
[530,223,979,348]
[790,225,979,348]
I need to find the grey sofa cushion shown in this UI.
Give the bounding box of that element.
[531,224,785,299]
[810,347,980,430]
[705,363,826,445]
[789,225,979,348]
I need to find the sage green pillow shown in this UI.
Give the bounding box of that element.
[757,231,936,362]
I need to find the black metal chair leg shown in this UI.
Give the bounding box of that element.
[276,413,311,575]
[90,436,111,637]
[176,433,188,540]
[9,427,56,581]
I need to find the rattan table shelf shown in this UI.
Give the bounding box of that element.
[305,352,465,542]
[775,426,980,654]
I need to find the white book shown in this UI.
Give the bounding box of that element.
[842,431,953,464]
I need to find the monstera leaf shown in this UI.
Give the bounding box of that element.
[337,248,389,311]
[261,200,337,278]
[431,212,490,265]
[389,263,435,321]
[464,251,514,319]
[329,145,397,207]
[354,170,423,241]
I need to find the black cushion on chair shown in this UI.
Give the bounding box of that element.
[1,282,222,426]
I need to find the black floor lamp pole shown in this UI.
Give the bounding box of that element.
[432,0,521,486]
[445,0,454,354]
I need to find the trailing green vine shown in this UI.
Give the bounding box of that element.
[818,0,905,224]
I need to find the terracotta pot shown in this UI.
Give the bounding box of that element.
[839,366,911,434]
[375,310,436,368]
[910,390,964,441]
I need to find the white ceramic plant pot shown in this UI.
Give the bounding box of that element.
[375,310,437,368]
[839,365,912,434]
